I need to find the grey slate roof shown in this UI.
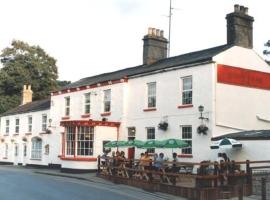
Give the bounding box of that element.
[1,99,50,117]
[212,130,270,140]
[63,44,232,90]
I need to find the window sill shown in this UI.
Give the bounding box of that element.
[62,116,70,120]
[3,134,9,137]
[81,114,91,118]
[60,156,97,161]
[178,154,193,158]
[100,112,111,117]
[13,134,19,136]
[39,132,48,135]
[25,133,32,135]
[2,157,7,159]
[177,104,193,109]
[30,158,42,161]
[143,108,157,112]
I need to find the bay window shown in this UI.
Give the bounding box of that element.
[65,126,94,157]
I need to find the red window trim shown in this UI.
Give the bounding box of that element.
[177,104,193,109]
[178,154,193,158]
[81,114,91,118]
[143,108,157,112]
[60,156,97,162]
[60,120,120,128]
[52,77,128,96]
[62,116,70,120]
[100,112,111,117]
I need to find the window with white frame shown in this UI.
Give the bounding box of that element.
[182,76,192,105]
[77,126,94,156]
[45,144,49,155]
[65,96,70,116]
[23,144,27,157]
[146,127,155,153]
[181,126,192,154]
[15,118,20,134]
[14,143,18,156]
[28,116,32,133]
[42,114,47,132]
[147,82,156,108]
[5,144,8,158]
[5,119,9,134]
[31,137,42,159]
[66,126,75,155]
[104,89,111,112]
[84,93,91,114]
[128,127,136,141]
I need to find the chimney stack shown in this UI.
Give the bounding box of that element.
[226,5,254,48]
[143,27,168,65]
[21,85,33,105]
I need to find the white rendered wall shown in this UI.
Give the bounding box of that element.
[213,46,270,136]
[50,83,125,169]
[0,109,61,166]
[123,63,216,162]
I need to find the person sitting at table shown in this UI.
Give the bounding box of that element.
[141,151,152,168]
[140,151,153,180]
[154,153,165,170]
[171,152,180,173]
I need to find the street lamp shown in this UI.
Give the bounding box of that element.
[198,105,209,121]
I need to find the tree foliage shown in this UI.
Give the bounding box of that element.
[263,40,270,65]
[0,40,59,113]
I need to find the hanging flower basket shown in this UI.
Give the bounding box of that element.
[197,125,208,135]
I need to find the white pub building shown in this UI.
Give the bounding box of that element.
[0,5,270,172]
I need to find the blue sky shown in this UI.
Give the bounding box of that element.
[0,0,269,82]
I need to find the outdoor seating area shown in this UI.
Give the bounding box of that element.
[97,155,258,200]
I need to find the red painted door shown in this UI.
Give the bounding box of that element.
[128,147,135,159]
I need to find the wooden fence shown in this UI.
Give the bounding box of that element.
[96,157,270,200]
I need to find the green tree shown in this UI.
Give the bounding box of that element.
[0,40,59,113]
[263,40,270,65]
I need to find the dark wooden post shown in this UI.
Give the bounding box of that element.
[261,178,266,200]
[214,162,219,187]
[238,181,243,200]
[246,160,251,184]
[97,155,101,175]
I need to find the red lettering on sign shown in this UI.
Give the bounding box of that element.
[217,64,270,90]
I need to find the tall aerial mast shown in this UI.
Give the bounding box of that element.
[168,0,172,57]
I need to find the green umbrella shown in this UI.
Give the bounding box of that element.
[139,140,163,148]
[160,138,189,148]
[123,140,144,147]
[104,140,127,148]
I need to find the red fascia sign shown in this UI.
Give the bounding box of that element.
[217,64,270,90]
